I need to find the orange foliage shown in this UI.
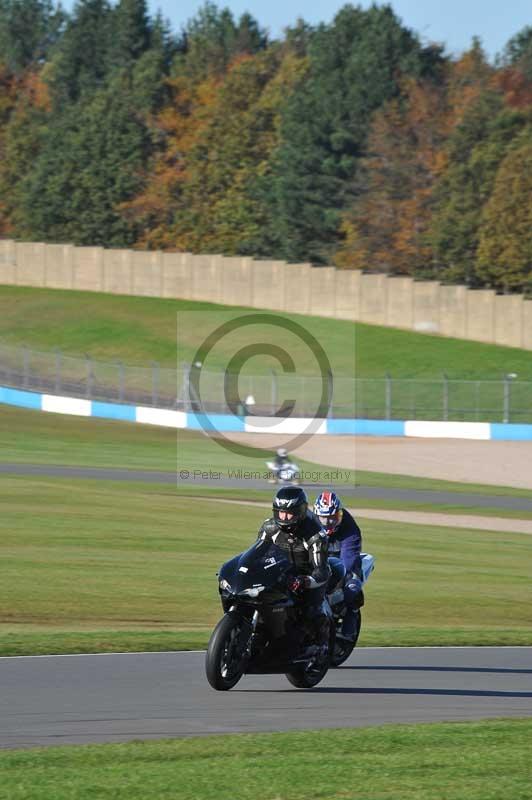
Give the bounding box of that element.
[447,43,494,127]
[496,67,532,109]
[336,77,451,274]
[123,74,221,250]
[19,70,51,112]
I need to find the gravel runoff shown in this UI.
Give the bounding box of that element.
[224,432,532,491]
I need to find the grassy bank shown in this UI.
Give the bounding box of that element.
[1,475,531,655]
[1,284,532,378]
[1,719,531,799]
[0,285,358,376]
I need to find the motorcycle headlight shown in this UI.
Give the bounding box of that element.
[240,586,264,598]
[219,578,232,592]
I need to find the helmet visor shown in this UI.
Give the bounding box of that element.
[318,512,341,532]
[277,510,296,521]
[273,507,300,529]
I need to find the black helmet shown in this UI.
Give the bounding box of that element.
[272,486,308,533]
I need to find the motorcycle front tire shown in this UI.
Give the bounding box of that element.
[205,613,247,691]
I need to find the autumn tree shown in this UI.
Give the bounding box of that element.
[497,26,532,109]
[476,133,532,292]
[266,4,444,264]
[0,70,50,235]
[430,98,531,285]
[119,71,221,249]
[125,45,306,254]
[174,2,267,81]
[335,76,451,275]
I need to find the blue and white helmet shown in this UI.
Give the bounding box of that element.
[314,491,343,535]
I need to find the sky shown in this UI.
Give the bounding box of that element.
[144,0,530,61]
[57,0,531,61]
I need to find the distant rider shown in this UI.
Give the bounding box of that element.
[273,448,290,470]
[257,487,331,655]
[313,491,364,641]
[269,448,295,484]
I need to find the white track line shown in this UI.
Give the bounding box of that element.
[1,646,531,660]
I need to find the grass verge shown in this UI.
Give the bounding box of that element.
[1,475,531,655]
[1,284,532,379]
[2,405,532,501]
[1,719,531,799]
[2,626,532,657]
[176,489,532,521]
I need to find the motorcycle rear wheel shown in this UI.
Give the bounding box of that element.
[331,611,362,668]
[205,614,247,690]
[285,660,329,688]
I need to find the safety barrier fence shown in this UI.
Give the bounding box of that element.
[1,342,531,423]
[2,385,532,440]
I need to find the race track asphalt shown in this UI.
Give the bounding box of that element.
[1,647,531,749]
[2,463,532,511]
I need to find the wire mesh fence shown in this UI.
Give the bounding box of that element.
[0,342,531,422]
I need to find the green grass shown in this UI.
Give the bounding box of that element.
[1,720,531,799]
[2,405,531,501]
[1,283,532,379]
[0,284,358,377]
[185,492,520,522]
[0,404,356,481]
[2,627,531,657]
[176,489,532,521]
[1,474,531,655]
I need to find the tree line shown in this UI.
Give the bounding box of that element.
[0,1,531,293]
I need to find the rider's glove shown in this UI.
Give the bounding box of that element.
[287,576,303,594]
[288,576,310,594]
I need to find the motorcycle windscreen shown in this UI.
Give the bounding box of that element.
[233,541,292,593]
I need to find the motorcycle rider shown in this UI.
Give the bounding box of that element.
[268,448,293,484]
[313,491,364,642]
[273,448,290,470]
[257,486,331,655]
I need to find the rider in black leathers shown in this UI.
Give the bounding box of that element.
[257,486,331,653]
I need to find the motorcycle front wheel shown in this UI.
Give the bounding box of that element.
[205,614,248,690]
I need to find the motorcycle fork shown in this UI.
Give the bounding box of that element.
[243,610,260,658]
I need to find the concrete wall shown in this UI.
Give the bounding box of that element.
[439,285,468,339]
[45,244,74,289]
[1,238,531,350]
[162,252,192,300]
[285,263,312,315]
[413,281,440,334]
[360,274,388,325]
[387,277,414,329]
[494,294,523,348]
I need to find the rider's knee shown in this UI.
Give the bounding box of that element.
[344,578,364,610]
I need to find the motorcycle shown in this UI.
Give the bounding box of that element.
[266,460,300,484]
[327,552,375,667]
[205,539,334,691]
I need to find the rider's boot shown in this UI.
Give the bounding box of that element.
[339,608,360,641]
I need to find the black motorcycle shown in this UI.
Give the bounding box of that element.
[205,539,334,691]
